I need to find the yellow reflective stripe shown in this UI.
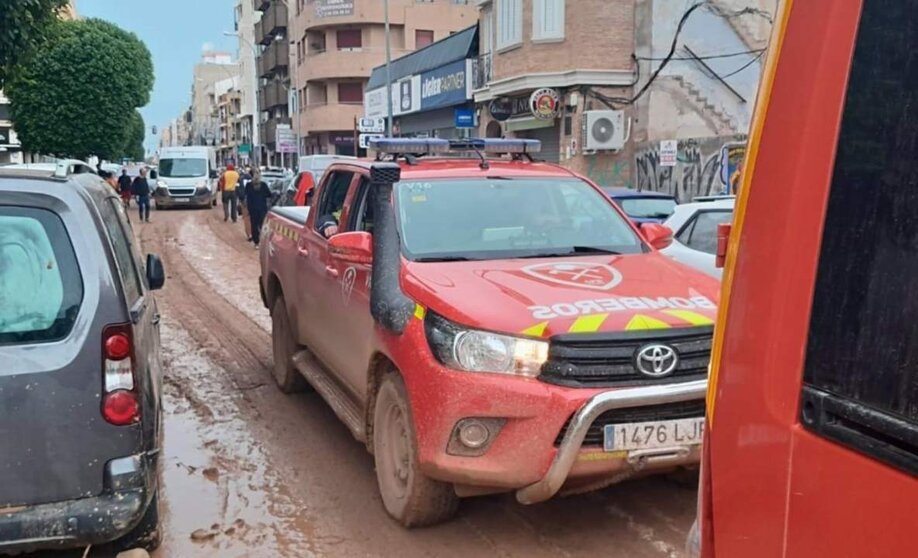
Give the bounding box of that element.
[414,304,426,320]
[568,313,609,333]
[663,309,715,326]
[625,314,671,331]
[521,321,549,338]
[707,0,793,424]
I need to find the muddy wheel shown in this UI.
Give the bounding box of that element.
[110,488,162,552]
[271,296,308,393]
[373,372,458,527]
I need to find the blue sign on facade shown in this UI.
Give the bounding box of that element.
[420,59,470,112]
[454,107,475,128]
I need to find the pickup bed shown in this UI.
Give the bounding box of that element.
[259,146,719,527]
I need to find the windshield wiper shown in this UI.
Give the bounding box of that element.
[414,256,478,262]
[515,247,623,259]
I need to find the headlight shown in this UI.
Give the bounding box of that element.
[425,312,548,377]
[195,180,209,191]
[156,180,168,188]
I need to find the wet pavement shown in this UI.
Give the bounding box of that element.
[21,206,696,558]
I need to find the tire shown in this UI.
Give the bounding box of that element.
[373,372,459,527]
[271,296,308,393]
[110,489,162,552]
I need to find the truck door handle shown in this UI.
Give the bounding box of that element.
[297,246,310,257]
[325,265,339,278]
[152,313,161,326]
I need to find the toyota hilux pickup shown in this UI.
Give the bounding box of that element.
[259,138,720,527]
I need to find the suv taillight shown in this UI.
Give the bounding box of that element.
[101,324,139,426]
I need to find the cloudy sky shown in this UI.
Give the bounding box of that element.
[77,0,240,153]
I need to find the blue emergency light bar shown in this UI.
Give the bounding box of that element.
[369,137,542,155]
[449,138,542,154]
[369,137,450,154]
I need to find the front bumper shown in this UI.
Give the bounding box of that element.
[153,190,212,207]
[516,379,707,503]
[0,452,155,553]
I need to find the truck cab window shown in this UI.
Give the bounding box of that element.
[802,0,918,476]
[314,171,354,238]
[350,178,375,233]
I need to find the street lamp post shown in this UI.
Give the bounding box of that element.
[384,0,393,137]
[267,0,301,168]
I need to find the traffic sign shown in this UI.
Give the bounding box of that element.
[358,117,386,134]
[359,133,384,149]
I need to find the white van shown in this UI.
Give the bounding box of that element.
[154,146,217,209]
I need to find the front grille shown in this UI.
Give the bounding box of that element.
[169,188,195,196]
[555,399,706,446]
[540,326,713,388]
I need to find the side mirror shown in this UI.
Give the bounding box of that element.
[149,169,158,180]
[640,223,674,250]
[146,254,165,290]
[328,231,373,265]
[209,169,218,179]
[715,222,732,269]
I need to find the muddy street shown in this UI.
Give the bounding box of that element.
[25,206,697,557]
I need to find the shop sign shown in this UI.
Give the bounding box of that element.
[420,59,472,111]
[276,124,296,154]
[331,133,354,146]
[364,87,387,120]
[454,107,475,128]
[529,88,560,120]
[315,0,354,18]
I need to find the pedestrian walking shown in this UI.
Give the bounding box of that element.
[220,163,240,222]
[132,167,152,223]
[245,169,272,248]
[118,169,133,208]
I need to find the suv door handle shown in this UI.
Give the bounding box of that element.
[325,265,339,278]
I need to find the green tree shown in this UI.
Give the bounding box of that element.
[120,110,146,162]
[0,0,69,88]
[6,18,154,161]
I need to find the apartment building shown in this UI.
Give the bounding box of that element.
[233,0,260,162]
[190,52,240,146]
[254,0,292,166]
[475,0,636,172]
[290,0,477,156]
[217,89,244,166]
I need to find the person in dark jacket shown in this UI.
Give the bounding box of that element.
[118,169,133,208]
[132,167,152,223]
[245,169,273,247]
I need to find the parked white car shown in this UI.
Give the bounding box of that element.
[661,198,735,278]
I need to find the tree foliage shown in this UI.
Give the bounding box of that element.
[120,110,146,162]
[0,0,69,88]
[6,18,154,161]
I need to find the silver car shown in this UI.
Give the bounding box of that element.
[660,198,734,278]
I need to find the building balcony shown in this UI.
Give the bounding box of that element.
[258,40,289,78]
[256,1,288,45]
[303,48,406,82]
[253,0,270,13]
[302,103,362,134]
[261,116,292,147]
[258,80,288,110]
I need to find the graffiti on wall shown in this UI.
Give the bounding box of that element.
[634,136,747,202]
[585,158,630,188]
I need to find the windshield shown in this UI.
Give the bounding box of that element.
[618,197,677,219]
[396,178,644,261]
[159,158,207,178]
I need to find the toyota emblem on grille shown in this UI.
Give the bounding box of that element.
[635,344,679,377]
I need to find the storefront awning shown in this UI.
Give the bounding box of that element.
[367,25,478,90]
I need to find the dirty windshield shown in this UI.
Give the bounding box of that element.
[159,158,207,178]
[396,178,643,261]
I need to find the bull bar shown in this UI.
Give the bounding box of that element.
[515,379,708,504]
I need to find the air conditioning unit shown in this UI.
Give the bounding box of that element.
[583,110,629,151]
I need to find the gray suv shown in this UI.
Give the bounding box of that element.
[0,166,165,553]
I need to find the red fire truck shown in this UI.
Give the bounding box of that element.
[691,0,918,556]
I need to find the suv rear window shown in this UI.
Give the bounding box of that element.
[0,207,83,344]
